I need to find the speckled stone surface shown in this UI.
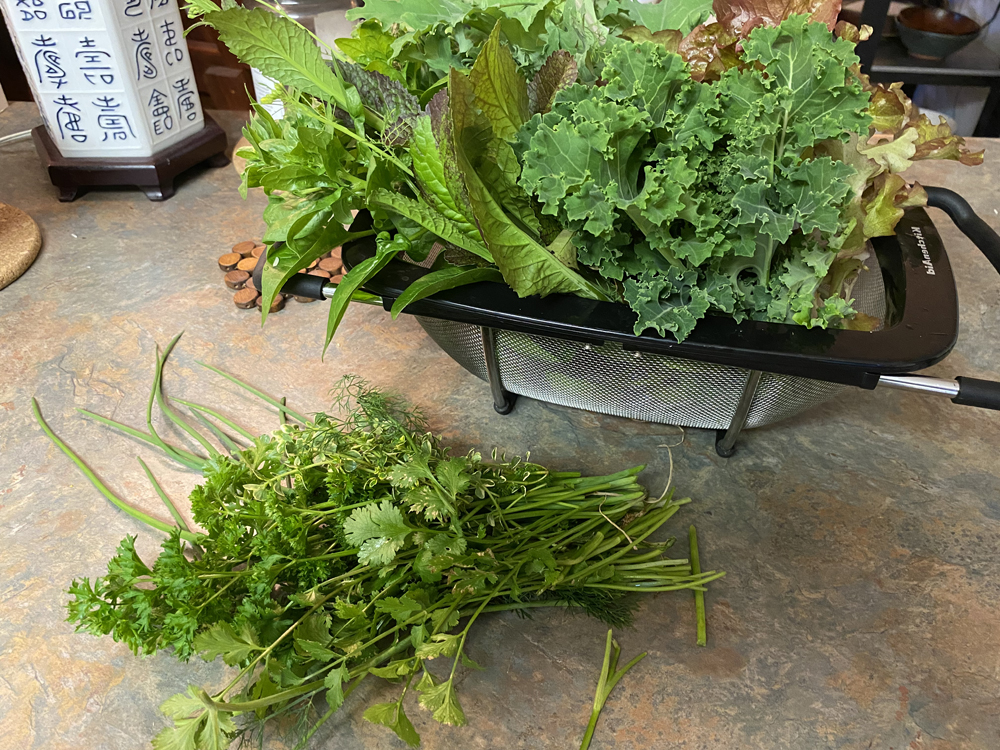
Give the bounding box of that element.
[2,101,1000,750]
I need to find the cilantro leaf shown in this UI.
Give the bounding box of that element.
[193,622,261,666]
[324,665,350,712]
[343,500,411,566]
[363,701,421,747]
[418,679,468,726]
[375,595,425,623]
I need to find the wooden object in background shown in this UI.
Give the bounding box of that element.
[236,257,258,272]
[218,253,241,271]
[233,288,258,308]
[318,258,343,275]
[257,294,285,312]
[232,241,256,257]
[183,21,254,112]
[32,115,230,202]
[224,270,250,289]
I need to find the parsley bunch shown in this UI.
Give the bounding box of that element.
[41,347,721,749]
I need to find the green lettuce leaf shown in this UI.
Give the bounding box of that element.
[345,0,469,29]
[619,0,713,35]
[335,20,400,80]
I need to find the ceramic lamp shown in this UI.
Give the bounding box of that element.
[0,0,204,158]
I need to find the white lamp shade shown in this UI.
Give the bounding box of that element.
[1,0,205,158]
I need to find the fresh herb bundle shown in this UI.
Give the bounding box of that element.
[187,0,980,346]
[41,342,721,749]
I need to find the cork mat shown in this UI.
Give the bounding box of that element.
[0,203,42,291]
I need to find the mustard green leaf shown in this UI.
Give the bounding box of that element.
[469,22,530,141]
[369,188,492,260]
[410,115,480,239]
[528,50,578,115]
[548,229,578,269]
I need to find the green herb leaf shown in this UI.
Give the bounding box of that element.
[417,679,467,726]
[261,224,372,322]
[414,633,461,659]
[200,7,358,115]
[324,665,350,712]
[344,500,411,566]
[369,189,491,260]
[375,595,425,623]
[390,266,503,318]
[193,622,261,666]
[363,700,421,747]
[323,238,404,353]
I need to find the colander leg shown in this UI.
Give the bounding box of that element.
[715,370,762,457]
[482,327,517,415]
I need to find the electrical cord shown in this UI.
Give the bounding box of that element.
[0,129,32,147]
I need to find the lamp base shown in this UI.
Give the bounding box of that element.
[32,115,230,202]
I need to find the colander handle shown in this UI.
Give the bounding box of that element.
[925,186,1000,275]
[878,375,1000,411]
[251,244,334,300]
[905,187,1000,411]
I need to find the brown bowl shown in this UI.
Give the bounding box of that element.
[897,6,981,60]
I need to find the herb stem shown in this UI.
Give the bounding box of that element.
[33,399,200,543]
[689,525,707,647]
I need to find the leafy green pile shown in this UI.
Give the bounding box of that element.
[188,0,981,345]
[44,346,720,750]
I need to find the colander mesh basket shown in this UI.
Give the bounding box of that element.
[413,248,887,431]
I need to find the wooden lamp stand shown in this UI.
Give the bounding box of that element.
[32,114,230,202]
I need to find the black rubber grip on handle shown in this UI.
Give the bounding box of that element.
[925,186,1000,276]
[953,376,1000,411]
[251,242,329,300]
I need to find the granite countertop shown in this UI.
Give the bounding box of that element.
[2,101,1000,749]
